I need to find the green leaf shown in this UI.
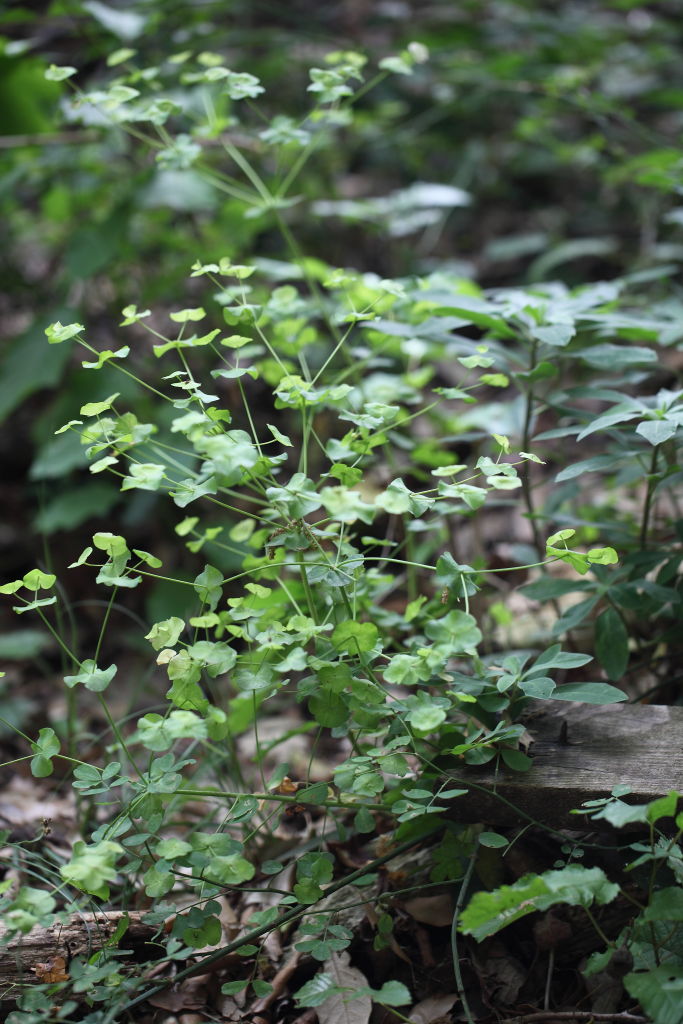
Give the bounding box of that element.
[528,645,593,673]
[500,748,532,771]
[586,547,618,566]
[64,660,117,693]
[460,866,619,941]
[425,610,482,652]
[82,345,130,369]
[169,307,206,323]
[45,320,83,342]
[551,682,626,704]
[530,324,575,347]
[145,617,185,651]
[60,840,123,900]
[121,462,165,491]
[0,581,23,595]
[375,478,433,516]
[595,607,629,680]
[479,832,508,849]
[637,419,679,446]
[384,654,431,686]
[625,965,683,1024]
[30,727,60,778]
[309,690,348,727]
[408,698,447,732]
[22,569,56,590]
[45,64,77,81]
[186,640,237,677]
[643,886,683,921]
[359,980,412,1006]
[294,972,336,1007]
[207,854,255,885]
[80,393,120,417]
[332,621,379,654]
[267,423,292,446]
[193,564,224,611]
[143,863,175,898]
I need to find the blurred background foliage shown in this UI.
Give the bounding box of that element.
[1,0,683,646]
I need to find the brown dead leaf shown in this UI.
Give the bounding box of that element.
[318,950,371,1024]
[402,894,454,927]
[147,973,209,1012]
[408,993,459,1024]
[32,956,69,984]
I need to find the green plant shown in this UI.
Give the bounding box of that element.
[459,789,683,1024]
[3,6,683,1020]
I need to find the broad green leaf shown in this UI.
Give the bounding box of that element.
[169,306,206,323]
[577,403,643,441]
[294,972,336,1007]
[137,710,208,751]
[595,607,629,680]
[64,660,117,693]
[22,569,56,590]
[375,478,433,516]
[309,690,348,727]
[121,462,165,491]
[82,345,130,369]
[186,640,237,676]
[207,854,255,885]
[551,682,626,704]
[384,653,431,686]
[530,324,575,347]
[643,887,683,921]
[146,617,185,651]
[45,64,77,81]
[332,621,379,654]
[266,473,322,517]
[408,699,447,732]
[30,727,60,778]
[580,343,656,370]
[528,645,593,673]
[80,393,120,417]
[0,581,23,595]
[320,486,375,524]
[358,980,411,1005]
[637,419,679,446]
[460,865,618,941]
[425,610,482,652]
[587,547,618,565]
[625,965,683,1024]
[45,320,83,342]
[60,840,123,900]
[520,676,555,698]
[479,832,508,848]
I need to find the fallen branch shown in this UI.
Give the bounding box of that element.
[0,911,159,989]
[501,1012,647,1024]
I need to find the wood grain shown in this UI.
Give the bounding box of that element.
[0,911,158,989]
[446,702,683,829]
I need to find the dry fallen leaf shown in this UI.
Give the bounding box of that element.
[317,950,371,1024]
[408,992,459,1024]
[32,956,69,984]
[402,893,454,928]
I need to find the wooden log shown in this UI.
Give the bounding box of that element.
[0,911,159,989]
[446,703,683,829]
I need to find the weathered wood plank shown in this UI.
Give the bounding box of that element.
[446,703,683,829]
[0,911,158,989]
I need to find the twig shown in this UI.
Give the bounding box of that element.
[451,837,479,1024]
[121,831,437,1012]
[501,1012,647,1024]
[0,130,101,148]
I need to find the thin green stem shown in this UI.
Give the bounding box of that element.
[451,835,479,1024]
[639,445,659,550]
[121,832,434,1012]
